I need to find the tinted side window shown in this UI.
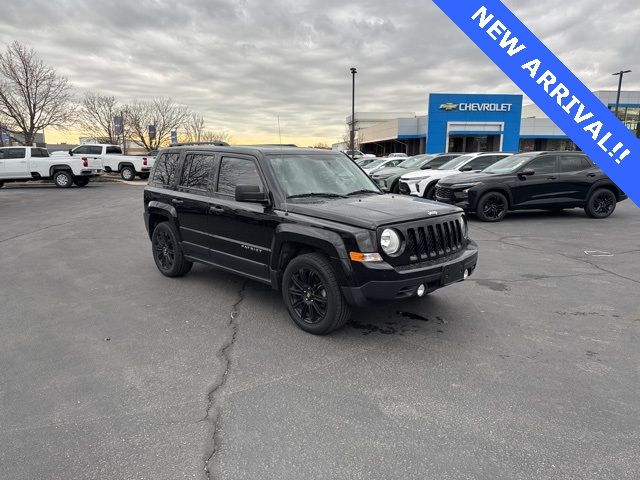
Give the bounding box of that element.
[88,146,103,155]
[74,146,89,155]
[5,148,26,159]
[31,148,49,158]
[526,156,557,174]
[105,146,122,154]
[179,153,214,191]
[151,153,180,187]
[217,157,263,196]
[559,155,590,172]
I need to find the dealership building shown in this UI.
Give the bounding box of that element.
[346,90,640,156]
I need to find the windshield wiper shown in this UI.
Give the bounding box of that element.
[286,192,347,199]
[345,189,382,196]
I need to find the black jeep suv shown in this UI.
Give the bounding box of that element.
[144,146,478,334]
[435,151,627,222]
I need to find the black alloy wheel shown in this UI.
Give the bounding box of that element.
[282,253,351,334]
[151,222,193,277]
[288,268,328,325]
[585,188,617,219]
[154,229,175,272]
[477,191,508,222]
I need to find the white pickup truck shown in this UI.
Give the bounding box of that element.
[0,146,103,188]
[64,144,154,180]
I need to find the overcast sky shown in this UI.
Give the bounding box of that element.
[1,0,639,145]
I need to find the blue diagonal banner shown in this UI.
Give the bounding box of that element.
[432,0,639,205]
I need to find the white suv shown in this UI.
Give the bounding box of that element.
[398,152,512,199]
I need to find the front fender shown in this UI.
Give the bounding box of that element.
[271,224,355,285]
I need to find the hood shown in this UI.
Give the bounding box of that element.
[437,171,498,186]
[284,194,461,230]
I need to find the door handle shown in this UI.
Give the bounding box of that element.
[172,199,184,205]
[587,173,596,177]
[547,176,557,180]
[208,205,224,215]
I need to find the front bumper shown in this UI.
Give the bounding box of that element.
[398,179,423,196]
[435,187,473,210]
[341,241,478,307]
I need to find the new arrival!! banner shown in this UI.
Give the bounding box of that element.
[432,0,639,205]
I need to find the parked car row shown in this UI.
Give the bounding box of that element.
[0,144,155,188]
[365,150,627,222]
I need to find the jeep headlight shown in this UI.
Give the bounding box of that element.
[460,215,469,239]
[380,228,402,255]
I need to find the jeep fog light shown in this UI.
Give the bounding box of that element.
[416,284,426,297]
[380,228,402,255]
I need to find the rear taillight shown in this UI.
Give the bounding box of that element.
[82,157,88,167]
[142,157,148,166]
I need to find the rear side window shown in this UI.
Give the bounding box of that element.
[559,155,591,172]
[106,146,122,154]
[31,148,49,158]
[88,146,103,155]
[4,148,26,159]
[217,157,263,196]
[151,153,180,187]
[179,153,215,191]
[526,156,557,174]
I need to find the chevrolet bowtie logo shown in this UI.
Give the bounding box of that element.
[440,103,459,111]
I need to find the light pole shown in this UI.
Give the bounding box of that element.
[350,67,357,159]
[612,70,631,119]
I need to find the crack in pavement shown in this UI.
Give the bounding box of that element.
[202,280,248,480]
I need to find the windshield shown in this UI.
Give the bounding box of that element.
[363,159,386,169]
[438,154,476,171]
[357,158,378,167]
[268,153,381,199]
[399,154,434,169]
[484,153,539,174]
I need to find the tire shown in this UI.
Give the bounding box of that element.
[0,181,4,188]
[73,177,90,187]
[423,184,436,200]
[151,222,193,277]
[476,191,509,222]
[120,166,136,181]
[138,172,150,180]
[390,181,400,194]
[282,252,352,335]
[53,170,73,188]
[585,188,617,219]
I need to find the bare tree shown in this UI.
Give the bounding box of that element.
[0,41,75,145]
[200,129,232,144]
[126,97,191,150]
[182,113,206,144]
[78,91,121,144]
[312,141,330,149]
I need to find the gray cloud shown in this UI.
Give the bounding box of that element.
[1,0,638,143]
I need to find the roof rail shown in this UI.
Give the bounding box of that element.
[170,141,230,147]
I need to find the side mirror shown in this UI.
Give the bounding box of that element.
[519,168,535,177]
[460,165,473,172]
[68,149,73,156]
[235,184,269,204]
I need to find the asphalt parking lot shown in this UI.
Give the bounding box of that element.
[1,182,639,480]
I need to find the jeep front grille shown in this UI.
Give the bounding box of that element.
[403,218,464,263]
